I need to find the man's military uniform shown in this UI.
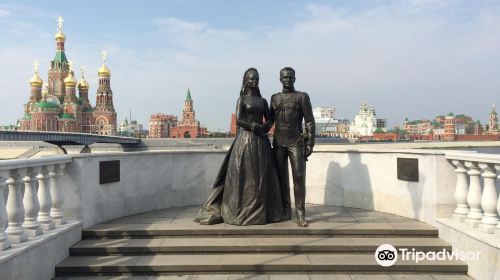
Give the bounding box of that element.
[270,91,315,222]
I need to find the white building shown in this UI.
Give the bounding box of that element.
[349,103,378,137]
[119,117,144,136]
[313,107,335,119]
[313,107,336,136]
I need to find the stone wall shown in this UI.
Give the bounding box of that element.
[60,148,457,229]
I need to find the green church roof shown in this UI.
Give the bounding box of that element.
[185,88,192,101]
[36,101,60,109]
[22,113,32,120]
[60,113,75,120]
[53,51,68,68]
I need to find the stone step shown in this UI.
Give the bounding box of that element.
[82,222,438,238]
[55,253,468,276]
[70,237,451,255]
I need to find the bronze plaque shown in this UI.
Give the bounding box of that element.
[99,160,120,184]
[397,158,419,182]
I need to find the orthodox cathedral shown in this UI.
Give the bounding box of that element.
[19,17,117,135]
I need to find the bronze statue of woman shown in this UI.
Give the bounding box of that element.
[194,68,290,225]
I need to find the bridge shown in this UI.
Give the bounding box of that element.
[0,130,140,153]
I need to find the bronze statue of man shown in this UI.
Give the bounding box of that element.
[270,67,315,227]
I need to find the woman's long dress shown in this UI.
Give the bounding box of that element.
[194,96,290,225]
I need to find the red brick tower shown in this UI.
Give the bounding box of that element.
[170,89,208,138]
[48,17,70,99]
[20,61,44,130]
[444,112,456,141]
[78,68,94,133]
[59,62,79,132]
[93,51,117,135]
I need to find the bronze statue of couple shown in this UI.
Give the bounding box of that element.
[194,67,315,227]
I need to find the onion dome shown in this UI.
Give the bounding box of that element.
[64,61,77,87]
[42,83,48,95]
[78,78,89,89]
[64,71,77,87]
[98,50,111,77]
[29,60,43,87]
[29,72,43,87]
[55,31,65,41]
[98,64,111,77]
[78,67,89,89]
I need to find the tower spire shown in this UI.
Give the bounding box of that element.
[55,16,66,48]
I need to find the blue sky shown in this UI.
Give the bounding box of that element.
[1,0,500,131]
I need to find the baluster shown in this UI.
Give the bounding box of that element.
[465,161,483,227]
[496,164,500,234]
[0,171,11,250]
[451,160,469,222]
[37,165,54,231]
[50,163,66,225]
[22,167,42,237]
[478,163,498,233]
[6,168,28,243]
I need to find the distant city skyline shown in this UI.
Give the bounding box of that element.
[1,0,499,131]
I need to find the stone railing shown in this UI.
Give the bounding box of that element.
[446,152,500,234]
[0,155,72,251]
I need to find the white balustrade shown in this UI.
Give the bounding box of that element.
[22,167,42,237]
[447,153,500,234]
[50,163,66,225]
[478,163,498,233]
[497,163,500,234]
[0,155,71,250]
[464,161,483,227]
[450,159,469,222]
[37,165,55,231]
[0,171,11,250]
[6,168,28,243]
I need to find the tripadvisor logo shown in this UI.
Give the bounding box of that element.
[375,244,481,267]
[375,244,398,267]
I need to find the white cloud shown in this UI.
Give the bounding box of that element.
[0,9,10,18]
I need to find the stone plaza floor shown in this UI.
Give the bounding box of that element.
[55,205,474,280]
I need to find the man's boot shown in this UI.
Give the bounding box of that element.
[295,209,308,227]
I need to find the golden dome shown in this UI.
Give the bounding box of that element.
[98,63,111,77]
[78,77,89,89]
[55,31,66,41]
[64,71,77,87]
[29,72,43,87]
[42,83,48,95]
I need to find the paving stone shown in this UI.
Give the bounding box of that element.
[151,276,190,280]
[59,205,468,278]
[390,275,434,280]
[308,274,351,280]
[350,274,393,280]
[187,275,228,280]
[430,275,473,280]
[269,274,309,280]
[228,274,270,280]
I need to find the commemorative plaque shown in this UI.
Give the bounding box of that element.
[99,160,120,184]
[397,158,419,182]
